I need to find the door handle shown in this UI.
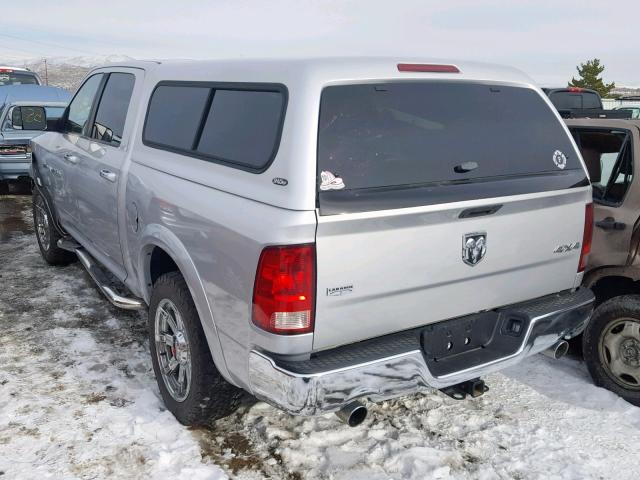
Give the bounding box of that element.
[595,217,626,231]
[63,153,78,164]
[99,169,117,183]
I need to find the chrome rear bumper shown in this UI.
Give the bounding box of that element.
[248,288,594,415]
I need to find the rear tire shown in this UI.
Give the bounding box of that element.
[32,190,76,265]
[583,296,640,406]
[149,271,243,425]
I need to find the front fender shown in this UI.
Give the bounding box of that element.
[137,223,234,385]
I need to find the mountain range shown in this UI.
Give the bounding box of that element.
[0,55,136,90]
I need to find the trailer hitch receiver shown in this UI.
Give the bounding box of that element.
[440,378,489,400]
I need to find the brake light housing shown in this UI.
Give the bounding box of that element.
[579,203,594,272]
[252,244,315,334]
[397,63,460,73]
[567,87,584,93]
[0,145,28,155]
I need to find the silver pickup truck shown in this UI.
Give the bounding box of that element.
[0,85,69,181]
[30,58,595,427]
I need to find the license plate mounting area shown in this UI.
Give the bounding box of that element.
[420,310,529,377]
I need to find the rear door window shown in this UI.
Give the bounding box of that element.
[91,73,135,146]
[143,83,286,171]
[571,128,633,205]
[319,82,580,190]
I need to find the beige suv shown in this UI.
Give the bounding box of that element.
[567,118,640,406]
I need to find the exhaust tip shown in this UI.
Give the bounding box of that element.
[336,402,368,427]
[556,340,569,358]
[543,340,569,360]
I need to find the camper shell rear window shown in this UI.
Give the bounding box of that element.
[317,81,588,214]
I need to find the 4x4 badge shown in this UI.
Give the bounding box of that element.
[462,232,487,266]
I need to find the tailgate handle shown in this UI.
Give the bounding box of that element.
[459,204,502,219]
[595,217,626,231]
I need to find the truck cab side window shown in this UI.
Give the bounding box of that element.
[144,85,210,150]
[143,83,286,171]
[91,73,135,147]
[66,74,103,135]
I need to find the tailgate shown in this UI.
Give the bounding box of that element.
[313,79,590,350]
[313,189,588,350]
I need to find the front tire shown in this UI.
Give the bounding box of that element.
[32,190,76,265]
[583,296,640,406]
[149,272,242,425]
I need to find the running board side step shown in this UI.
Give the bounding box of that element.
[72,246,146,311]
[57,237,81,252]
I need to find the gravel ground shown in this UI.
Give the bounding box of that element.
[1,193,640,480]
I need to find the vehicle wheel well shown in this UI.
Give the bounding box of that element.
[591,275,640,305]
[149,247,180,286]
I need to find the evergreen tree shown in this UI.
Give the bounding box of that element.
[569,59,615,97]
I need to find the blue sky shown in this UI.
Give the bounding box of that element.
[1,0,639,86]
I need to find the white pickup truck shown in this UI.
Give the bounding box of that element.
[30,58,594,427]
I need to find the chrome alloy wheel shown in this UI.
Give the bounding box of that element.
[155,299,192,402]
[599,317,640,390]
[34,195,50,251]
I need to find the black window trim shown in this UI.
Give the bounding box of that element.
[570,126,635,207]
[141,80,289,174]
[85,74,108,139]
[88,72,136,148]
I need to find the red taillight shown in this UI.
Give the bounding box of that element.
[568,87,584,93]
[579,203,594,272]
[252,244,315,334]
[0,145,27,155]
[397,63,460,73]
[0,68,13,73]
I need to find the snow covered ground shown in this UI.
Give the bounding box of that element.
[1,194,640,480]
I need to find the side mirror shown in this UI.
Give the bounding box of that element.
[10,106,47,131]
